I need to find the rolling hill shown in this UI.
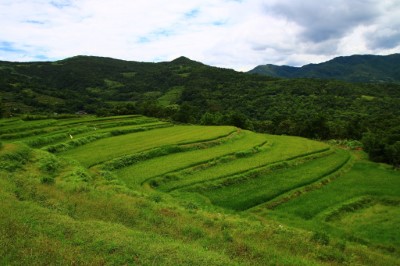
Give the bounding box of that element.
[248,53,400,83]
[1,115,399,265]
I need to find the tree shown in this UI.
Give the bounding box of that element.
[173,103,197,124]
[361,132,386,162]
[227,111,252,129]
[200,112,222,125]
[386,141,400,167]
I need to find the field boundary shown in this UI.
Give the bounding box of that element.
[140,139,272,188]
[250,151,355,213]
[42,123,172,153]
[323,196,400,222]
[98,129,242,171]
[151,147,332,192]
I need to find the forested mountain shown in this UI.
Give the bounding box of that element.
[1,55,400,165]
[249,54,400,83]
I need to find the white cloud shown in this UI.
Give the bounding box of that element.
[0,0,399,70]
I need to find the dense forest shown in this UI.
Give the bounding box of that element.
[1,55,399,166]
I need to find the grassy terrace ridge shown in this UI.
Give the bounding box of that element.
[150,135,328,192]
[0,115,399,265]
[198,149,349,211]
[60,125,237,167]
[42,122,172,153]
[99,129,242,172]
[114,130,267,188]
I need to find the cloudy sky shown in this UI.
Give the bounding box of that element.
[1,0,399,71]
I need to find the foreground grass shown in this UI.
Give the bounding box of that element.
[255,158,400,254]
[1,144,397,265]
[0,115,399,265]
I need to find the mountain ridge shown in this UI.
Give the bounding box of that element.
[249,53,400,83]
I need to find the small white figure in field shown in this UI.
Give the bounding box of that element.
[69,134,73,139]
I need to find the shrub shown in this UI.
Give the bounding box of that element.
[0,145,31,171]
[39,154,61,174]
[72,168,91,182]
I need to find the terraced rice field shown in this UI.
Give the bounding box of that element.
[1,115,399,253]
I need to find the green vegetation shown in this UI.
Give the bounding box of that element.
[115,130,266,188]
[1,55,400,166]
[1,115,398,265]
[60,125,236,167]
[149,136,328,192]
[252,159,400,253]
[198,149,349,211]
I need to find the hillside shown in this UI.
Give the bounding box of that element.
[249,54,400,83]
[1,115,399,265]
[1,55,400,166]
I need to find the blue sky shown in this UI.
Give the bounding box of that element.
[0,0,399,70]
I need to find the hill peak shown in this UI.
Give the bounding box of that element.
[170,56,203,66]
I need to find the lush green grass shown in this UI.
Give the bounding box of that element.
[258,159,400,251]
[152,135,328,192]
[1,142,397,265]
[115,130,267,189]
[60,125,237,167]
[0,119,57,134]
[271,161,400,219]
[0,115,399,265]
[0,115,159,144]
[41,122,171,153]
[198,149,350,211]
[334,202,400,246]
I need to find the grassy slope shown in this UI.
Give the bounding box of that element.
[262,159,400,248]
[0,115,399,265]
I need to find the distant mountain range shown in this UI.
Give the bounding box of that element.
[248,54,400,83]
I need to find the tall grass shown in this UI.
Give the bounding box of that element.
[0,143,31,171]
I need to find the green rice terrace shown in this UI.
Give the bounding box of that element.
[0,115,399,265]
